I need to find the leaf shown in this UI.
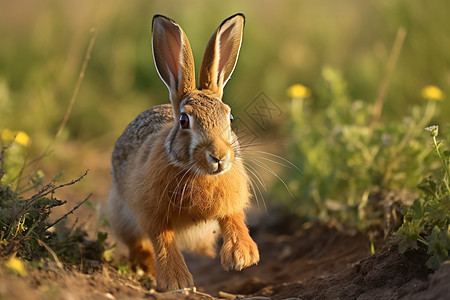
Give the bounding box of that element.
[97,232,108,244]
[389,222,421,254]
[409,199,425,221]
[118,263,130,275]
[418,177,437,198]
[102,244,116,262]
[426,226,450,269]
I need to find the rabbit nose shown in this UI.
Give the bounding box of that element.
[208,153,221,163]
[207,152,230,173]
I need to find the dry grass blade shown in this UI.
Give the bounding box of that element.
[54,28,97,142]
[37,239,63,269]
[370,27,407,129]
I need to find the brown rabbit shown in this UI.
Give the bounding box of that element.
[107,13,259,291]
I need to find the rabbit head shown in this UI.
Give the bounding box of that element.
[152,14,245,176]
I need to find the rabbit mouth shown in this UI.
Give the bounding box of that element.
[210,162,229,175]
[203,151,231,175]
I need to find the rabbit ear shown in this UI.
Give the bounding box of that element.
[152,15,196,110]
[199,13,245,99]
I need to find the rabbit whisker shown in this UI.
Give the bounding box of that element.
[249,150,302,173]
[158,162,189,224]
[179,181,189,215]
[241,161,267,191]
[162,164,189,206]
[162,164,195,221]
[189,168,200,203]
[246,157,296,200]
[179,165,200,214]
[243,166,267,213]
[233,159,267,213]
[244,154,294,170]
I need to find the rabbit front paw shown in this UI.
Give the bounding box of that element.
[156,265,194,291]
[220,235,259,271]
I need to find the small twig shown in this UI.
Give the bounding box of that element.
[15,150,54,193]
[3,170,89,238]
[370,27,407,129]
[218,291,242,299]
[47,200,68,210]
[38,239,63,269]
[23,150,54,169]
[54,28,96,142]
[67,217,79,236]
[26,169,89,206]
[46,193,92,230]
[193,290,216,299]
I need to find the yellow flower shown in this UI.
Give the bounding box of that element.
[15,131,31,147]
[1,128,15,141]
[287,84,311,99]
[1,129,31,146]
[4,257,27,277]
[421,85,443,101]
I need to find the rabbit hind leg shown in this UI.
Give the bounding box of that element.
[128,238,156,276]
[107,186,156,275]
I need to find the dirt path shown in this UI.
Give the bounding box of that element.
[190,222,448,299]
[2,213,449,300]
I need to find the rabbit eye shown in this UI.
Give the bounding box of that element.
[180,113,189,129]
[229,113,234,125]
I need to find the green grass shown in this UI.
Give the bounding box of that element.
[275,68,449,267]
[390,126,450,269]
[276,67,441,227]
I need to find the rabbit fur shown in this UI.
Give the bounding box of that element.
[108,13,259,291]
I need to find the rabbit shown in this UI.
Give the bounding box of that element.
[107,13,259,292]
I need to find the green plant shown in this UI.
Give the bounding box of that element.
[390,125,450,269]
[0,135,112,266]
[277,67,439,232]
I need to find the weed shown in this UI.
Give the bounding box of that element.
[0,135,112,268]
[390,126,450,269]
[277,67,439,235]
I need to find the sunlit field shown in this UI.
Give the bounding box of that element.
[1,1,449,298]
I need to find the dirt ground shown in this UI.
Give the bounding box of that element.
[1,145,449,299]
[1,210,449,300]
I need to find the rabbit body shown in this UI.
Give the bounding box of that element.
[108,13,259,291]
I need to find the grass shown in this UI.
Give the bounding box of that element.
[390,126,450,269]
[277,66,439,224]
[275,67,449,267]
[0,0,449,277]
[0,127,112,275]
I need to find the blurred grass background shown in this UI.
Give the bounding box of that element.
[0,0,449,216]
